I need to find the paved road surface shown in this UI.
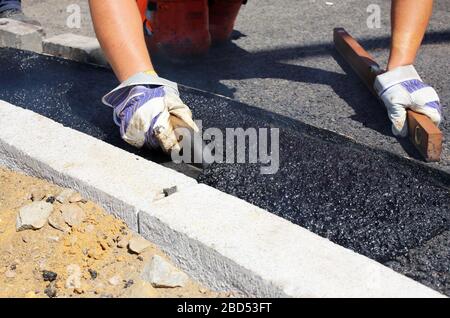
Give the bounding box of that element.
[22,0,450,172]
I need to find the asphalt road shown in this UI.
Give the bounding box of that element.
[1,48,449,295]
[22,0,450,172]
[10,0,450,296]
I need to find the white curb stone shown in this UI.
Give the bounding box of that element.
[0,18,43,52]
[43,33,107,66]
[0,101,195,231]
[139,184,444,298]
[0,101,444,298]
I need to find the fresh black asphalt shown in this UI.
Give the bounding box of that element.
[0,48,449,295]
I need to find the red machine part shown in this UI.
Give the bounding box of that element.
[208,0,246,44]
[137,0,211,58]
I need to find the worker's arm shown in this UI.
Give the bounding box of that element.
[89,0,198,153]
[387,0,434,70]
[374,0,442,137]
[89,0,153,81]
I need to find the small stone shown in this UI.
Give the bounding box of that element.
[199,287,207,294]
[30,187,46,201]
[73,287,84,294]
[120,226,128,236]
[124,279,134,289]
[68,192,84,203]
[56,189,75,204]
[46,196,56,204]
[141,255,189,288]
[87,249,102,260]
[99,240,109,251]
[44,282,57,298]
[42,270,57,282]
[5,269,16,278]
[60,204,86,227]
[128,235,151,254]
[38,259,47,271]
[69,236,78,245]
[88,269,97,280]
[124,280,157,298]
[93,281,105,292]
[65,264,81,289]
[163,186,177,197]
[16,201,53,231]
[85,224,95,233]
[48,212,70,233]
[108,275,121,286]
[47,236,60,242]
[21,234,31,243]
[117,237,129,249]
[137,255,144,262]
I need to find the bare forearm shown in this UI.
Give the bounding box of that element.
[89,0,154,82]
[388,0,433,70]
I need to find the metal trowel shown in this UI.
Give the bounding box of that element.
[160,129,209,179]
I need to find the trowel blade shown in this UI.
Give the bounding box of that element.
[161,129,208,179]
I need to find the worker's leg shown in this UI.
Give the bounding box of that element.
[387,0,434,70]
[0,0,40,26]
[0,0,21,12]
[89,0,155,82]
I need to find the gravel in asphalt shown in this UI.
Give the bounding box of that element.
[1,48,449,295]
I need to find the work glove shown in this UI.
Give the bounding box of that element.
[374,65,442,137]
[102,72,199,153]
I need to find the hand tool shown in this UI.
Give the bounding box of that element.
[333,27,443,162]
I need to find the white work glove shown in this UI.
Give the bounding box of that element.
[102,72,199,153]
[374,65,442,137]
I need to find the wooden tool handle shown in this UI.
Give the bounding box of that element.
[333,28,442,162]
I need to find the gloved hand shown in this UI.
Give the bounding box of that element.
[374,65,442,137]
[102,71,198,153]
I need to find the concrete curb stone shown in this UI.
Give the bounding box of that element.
[0,100,444,297]
[43,33,108,66]
[0,18,43,53]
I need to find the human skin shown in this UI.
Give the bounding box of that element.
[89,0,155,82]
[388,0,434,70]
[89,0,434,79]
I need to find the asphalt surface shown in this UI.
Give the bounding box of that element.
[1,48,449,295]
[22,0,450,172]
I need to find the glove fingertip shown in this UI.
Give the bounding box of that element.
[171,143,182,154]
[391,123,408,138]
[190,120,200,133]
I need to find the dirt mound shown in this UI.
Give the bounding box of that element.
[0,166,226,298]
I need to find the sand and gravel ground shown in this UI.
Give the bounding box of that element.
[0,166,227,298]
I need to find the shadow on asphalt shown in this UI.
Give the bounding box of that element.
[1,48,450,295]
[154,30,450,160]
